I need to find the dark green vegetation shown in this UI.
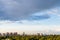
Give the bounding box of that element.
[0,34,60,40]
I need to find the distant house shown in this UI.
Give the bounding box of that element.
[5,38,10,40]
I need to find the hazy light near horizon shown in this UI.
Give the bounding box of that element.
[0,21,60,34]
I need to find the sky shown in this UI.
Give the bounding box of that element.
[0,0,60,34]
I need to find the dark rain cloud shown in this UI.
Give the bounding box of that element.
[0,0,60,21]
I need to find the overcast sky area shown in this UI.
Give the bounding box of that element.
[0,0,60,34]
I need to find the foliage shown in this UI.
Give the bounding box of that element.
[0,34,60,40]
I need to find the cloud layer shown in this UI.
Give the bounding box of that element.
[0,0,60,21]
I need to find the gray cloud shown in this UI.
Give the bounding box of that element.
[0,0,60,21]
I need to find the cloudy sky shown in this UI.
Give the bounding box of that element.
[0,0,60,34]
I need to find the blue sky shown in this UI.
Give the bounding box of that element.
[0,0,60,34]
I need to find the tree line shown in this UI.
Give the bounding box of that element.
[0,34,60,40]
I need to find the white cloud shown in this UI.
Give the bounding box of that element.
[47,7,60,16]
